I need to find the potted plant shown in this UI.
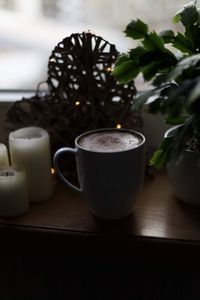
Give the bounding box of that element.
[113,0,200,205]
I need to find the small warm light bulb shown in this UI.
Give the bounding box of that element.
[51,168,55,175]
[116,124,122,129]
[106,67,113,72]
[75,101,80,106]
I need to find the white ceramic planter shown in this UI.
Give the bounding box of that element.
[165,126,200,206]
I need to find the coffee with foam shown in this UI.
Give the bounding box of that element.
[78,130,142,152]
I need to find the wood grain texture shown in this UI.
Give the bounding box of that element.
[0,172,200,259]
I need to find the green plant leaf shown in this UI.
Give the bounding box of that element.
[160,83,191,116]
[168,54,200,80]
[113,60,140,84]
[172,32,193,54]
[143,31,165,51]
[173,1,198,26]
[180,1,198,26]
[114,54,130,67]
[152,73,170,86]
[149,149,166,169]
[132,89,156,111]
[172,13,181,24]
[142,61,160,81]
[139,51,161,66]
[124,19,148,39]
[139,49,176,68]
[185,25,200,51]
[165,115,188,125]
[159,30,175,43]
[129,47,147,62]
[171,116,196,159]
[188,79,200,104]
[150,137,174,169]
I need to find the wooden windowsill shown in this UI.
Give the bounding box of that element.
[0,171,200,261]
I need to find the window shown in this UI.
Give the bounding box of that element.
[0,0,186,90]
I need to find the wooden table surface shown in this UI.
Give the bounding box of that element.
[1,172,200,260]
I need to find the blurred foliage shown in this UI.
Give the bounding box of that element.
[113,0,200,168]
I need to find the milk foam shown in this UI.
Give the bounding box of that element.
[79,131,142,152]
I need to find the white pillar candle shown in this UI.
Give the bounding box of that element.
[0,167,29,217]
[9,127,53,203]
[0,144,9,167]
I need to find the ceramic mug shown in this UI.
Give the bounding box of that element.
[53,128,145,220]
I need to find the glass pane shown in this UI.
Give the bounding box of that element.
[0,0,186,90]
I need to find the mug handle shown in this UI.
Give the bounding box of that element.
[53,147,82,193]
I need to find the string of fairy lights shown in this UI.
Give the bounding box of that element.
[73,65,122,129]
[74,99,122,128]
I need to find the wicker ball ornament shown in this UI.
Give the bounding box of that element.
[47,32,136,110]
[6,32,142,181]
[47,32,142,134]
